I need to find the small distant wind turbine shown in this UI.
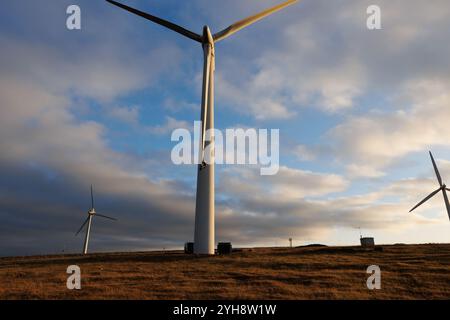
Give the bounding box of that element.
[410,151,450,221]
[106,0,298,254]
[76,185,117,254]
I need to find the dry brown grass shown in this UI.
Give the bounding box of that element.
[0,244,449,300]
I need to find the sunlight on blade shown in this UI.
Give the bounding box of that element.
[213,0,299,42]
[200,49,212,157]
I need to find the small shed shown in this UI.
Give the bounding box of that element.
[360,237,375,247]
[184,242,194,254]
[217,242,232,255]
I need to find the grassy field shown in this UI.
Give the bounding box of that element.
[0,244,449,300]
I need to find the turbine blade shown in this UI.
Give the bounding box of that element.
[106,0,202,43]
[75,217,90,236]
[96,213,117,221]
[200,47,212,158]
[442,189,450,221]
[91,184,94,209]
[213,0,299,42]
[409,187,442,213]
[429,151,443,187]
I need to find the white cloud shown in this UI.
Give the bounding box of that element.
[346,164,385,179]
[214,165,441,245]
[148,116,191,135]
[220,166,349,200]
[163,98,197,113]
[328,80,450,176]
[212,0,450,120]
[108,105,140,125]
[293,144,331,162]
[1,36,181,103]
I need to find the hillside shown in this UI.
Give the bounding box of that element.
[0,244,449,299]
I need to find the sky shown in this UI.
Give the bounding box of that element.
[1,0,450,257]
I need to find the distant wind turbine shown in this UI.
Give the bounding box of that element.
[410,151,450,221]
[106,0,298,254]
[76,185,117,254]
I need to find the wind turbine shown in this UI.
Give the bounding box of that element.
[410,151,450,221]
[106,0,298,254]
[76,185,117,254]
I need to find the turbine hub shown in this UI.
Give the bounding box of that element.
[88,209,96,215]
[202,25,214,45]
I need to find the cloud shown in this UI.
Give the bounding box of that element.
[163,98,197,113]
[213,0,450,120]
[293,144,331,162]
[346,164,386,179]
[329,80,450,176]
[148,116,191,135]
[0,75,199,255]
[214,166,439,245]
[0,1,191,256]
[108,105,140,125]
[220,166,349,200]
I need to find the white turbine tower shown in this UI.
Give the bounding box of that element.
[106,0,298,254]
[410,151,450,221]
[76,185,117,254]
